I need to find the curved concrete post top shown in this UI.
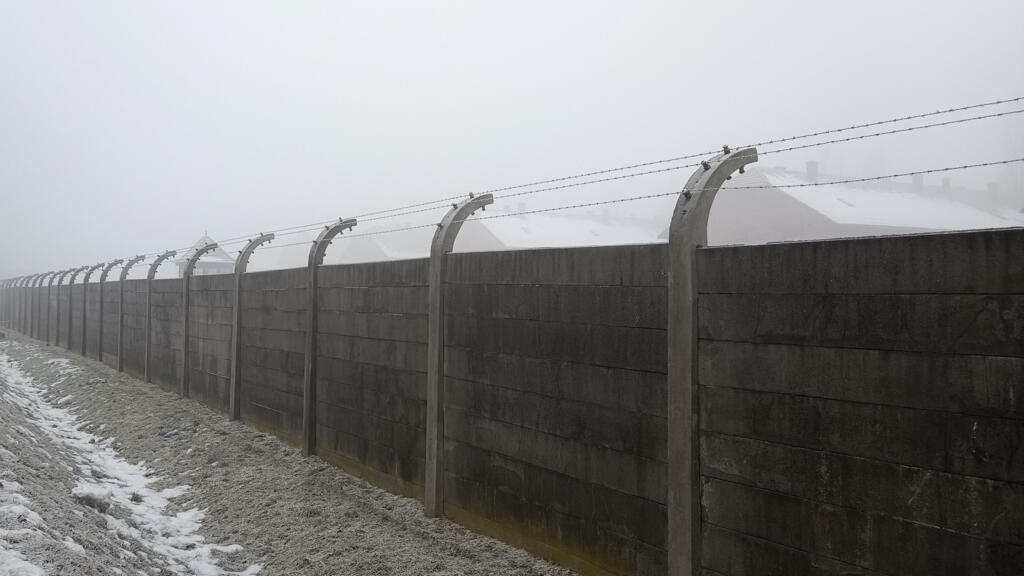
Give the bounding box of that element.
[669,147,759,246]
[308,219,357,267]
[184,243,219,278]
[34,273,51,287]
[83,263,104,284]
[147,251,177,280]
[431,194,494,258]
[99,259,124,283]
[120,256,146,282]
[47,271,66,287]
[56,270,73,285]
[68,267,89,284]
[236,234,275,275]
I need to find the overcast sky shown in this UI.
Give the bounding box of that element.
[2,0,1023,277]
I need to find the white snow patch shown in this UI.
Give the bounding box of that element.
[0,477,45,576]
[0,548,45,576]
[44,358,78,376]
[0,352,260,576]
[62,535,85,555]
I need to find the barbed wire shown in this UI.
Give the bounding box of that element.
[161,95,1024,252]
[13,97,1023,277]
[264,156,1024,246]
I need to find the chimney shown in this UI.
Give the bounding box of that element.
[912,174,923,194]
[942,178,951,194]
[805,161,819,183]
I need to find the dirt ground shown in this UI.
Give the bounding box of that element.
[0,335,574,576]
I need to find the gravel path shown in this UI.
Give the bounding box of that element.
[0,336,574,576]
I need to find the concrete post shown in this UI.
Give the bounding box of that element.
[118,256,145,372]
[145,251,177,383]
[97,260,124,362]
[230,234,274,420]
[22,275,39,334]
[667,147,758,576]
[13,276,22,332]
[45,271,64,345]
[302,219,357,457]
[34,273,53,340]
[53,271,72,346]
[66,268,87,351]
[182,243,219,397]
[29,274,44,338]
[81,263,104,356]
[0,279,7,330]
[424,193,494,518]
[27,275,37,337]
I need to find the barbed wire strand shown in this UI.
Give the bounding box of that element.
[180,97,1024,250]
[18,98,1023,276]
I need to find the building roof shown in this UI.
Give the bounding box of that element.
[759,169,1014,230]
[174,235,237,266]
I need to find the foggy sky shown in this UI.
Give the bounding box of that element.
[2,1,1023,278]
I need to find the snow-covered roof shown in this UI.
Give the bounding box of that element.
[761,170,1014,230]
[175,235,236,265]
[467,212,662,250]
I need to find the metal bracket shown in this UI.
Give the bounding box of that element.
[236,234,275,274]
[100,259,124,283]
[147,250,177,280]
[83,263,104,284]
[120,255,146,281]
[184,243,219,277]
[307,219,357,267]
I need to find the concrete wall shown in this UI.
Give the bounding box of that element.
[84,282,101,360]
[4,227,1021,576]
[443,245,669,576]
[56,284,70,347]
[69,284,83,353]
[120,279,147,380]
[148,278,183,391]
[693,228,1024,575]
[315,259,429,498]
[188,274,234,413]
[100,281,119,368]
[238,268,307,446]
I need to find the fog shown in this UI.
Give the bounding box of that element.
[2,0,1023,278]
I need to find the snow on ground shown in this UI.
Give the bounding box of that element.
[0,336,574,575]
[1,343,260,575]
